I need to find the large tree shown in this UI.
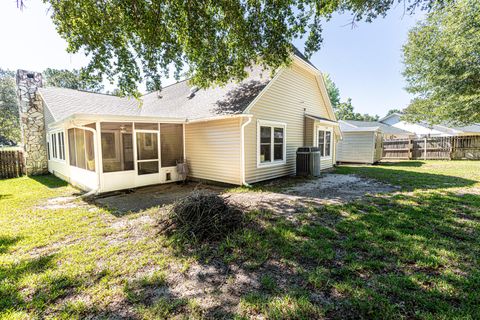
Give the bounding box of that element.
[402,0,480,125]
[43,68,104,92]
[323,73,340,109]
[18,0,449,96]
[335,98,379,121]
[0,69,21,144]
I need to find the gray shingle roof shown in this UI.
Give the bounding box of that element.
[340,120,411,135]
[39,65,271,124]
[426,123,480,135]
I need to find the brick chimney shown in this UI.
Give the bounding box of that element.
[16,70,48,175]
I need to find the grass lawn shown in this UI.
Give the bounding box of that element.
[1,161,479,319]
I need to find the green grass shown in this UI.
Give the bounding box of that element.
[1,161,480,319]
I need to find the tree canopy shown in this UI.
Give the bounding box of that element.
[16,0,449,95]
[335,98,379,121]
[323,74,340,109]
[43,68,104,92]
[402,0,480,125]
[0,69,21,144]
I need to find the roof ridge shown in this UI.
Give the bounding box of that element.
[141,78,190,97]
[40,86,132,99]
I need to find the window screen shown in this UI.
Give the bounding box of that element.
[68,129,76,166]
[160,124,183,167]
[325,131,331,157]
[85,130,95,171]
[74,128,86,169]
[260,126,271,163]
[273,127,284,161]
[318,131,325,156]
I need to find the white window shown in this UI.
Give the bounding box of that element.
[257,120,286,167]
[318,129,332,157]
[49,131,65,161]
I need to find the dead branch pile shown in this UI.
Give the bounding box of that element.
[158,190,244,242]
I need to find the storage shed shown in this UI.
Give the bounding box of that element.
[336,120,383,164]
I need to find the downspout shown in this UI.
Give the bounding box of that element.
[71,122,101,196]
[240,115,253,186]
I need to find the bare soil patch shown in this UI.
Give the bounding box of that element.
[94,173,397,216]
[227,173,398,214]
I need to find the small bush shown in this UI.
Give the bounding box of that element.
[158,191,244,242]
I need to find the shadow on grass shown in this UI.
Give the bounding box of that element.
[335,166,476,191]
[0,235,22,254]
[0,194,12,201]
[0,252,56,313]
[378,160,426,167]
[160,190,480,318]
[30,174,69,189]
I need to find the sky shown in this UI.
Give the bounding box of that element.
[0,1,424,118]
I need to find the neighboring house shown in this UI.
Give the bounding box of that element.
[379,113,480,137]
[16,52,340,193]
[339,120,412,140]
[336,120,384,164]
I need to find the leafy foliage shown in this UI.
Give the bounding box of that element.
[385,108,402,117]
[23,0,452,95]
[0,69,21,144]
[335,98,379,121]
[43,68,104,92]
[402,0,480,125]
[322,73,340,108]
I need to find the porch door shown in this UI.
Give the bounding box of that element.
[136,130,160,180]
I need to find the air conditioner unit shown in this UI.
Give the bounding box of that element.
[296,147,321,177]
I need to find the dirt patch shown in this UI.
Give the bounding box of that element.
[227,173,398,215]
[94,173,398,216]
[93,183,224,215]
[36,196,79,210]
[286,173,398,201]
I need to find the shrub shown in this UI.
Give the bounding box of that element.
[158,191,244,242]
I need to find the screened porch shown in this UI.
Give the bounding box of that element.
[61,121,185,193]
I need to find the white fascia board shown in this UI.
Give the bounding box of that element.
[48,113,187,129]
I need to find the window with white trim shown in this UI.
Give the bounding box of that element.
[258,121,286,166]
[49,131,65,161]
[318,129,332,157]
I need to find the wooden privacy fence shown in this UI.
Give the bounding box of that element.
[0,150,25,179]
[383,136,480,160]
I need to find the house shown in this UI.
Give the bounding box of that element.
[336,120,384,164]
[379,113,480,137]
[338,120,412,140]
[16,52,340,193]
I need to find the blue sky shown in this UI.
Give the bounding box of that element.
[0,1,423,117]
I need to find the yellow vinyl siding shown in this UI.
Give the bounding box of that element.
[244,64,333,183]
[304,117,315,146]
[185,118,241,185]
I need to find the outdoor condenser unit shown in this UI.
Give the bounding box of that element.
[296,147,321,177]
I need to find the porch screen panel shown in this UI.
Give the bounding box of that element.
[137,131,159,175]
[74,128,86,169]
[137,132,158,160]
[68,129,76,166]
[101,122,133,172]
[160,124,183,167]
[122,133,134,170]
[85,130,95,172]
